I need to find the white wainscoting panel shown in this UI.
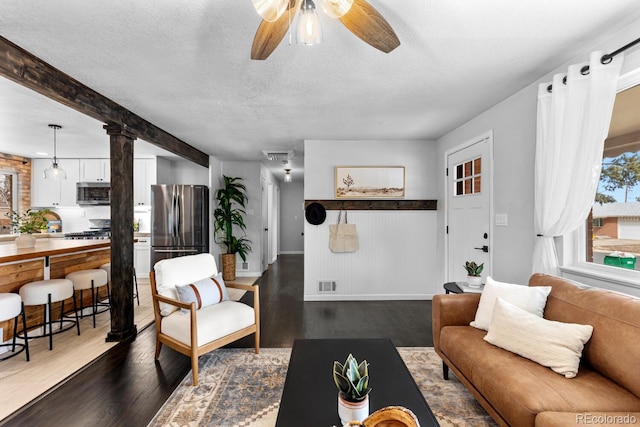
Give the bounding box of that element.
[304,210,438,300]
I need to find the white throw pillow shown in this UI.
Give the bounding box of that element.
[470,276,552,331]
[484,298,593,378]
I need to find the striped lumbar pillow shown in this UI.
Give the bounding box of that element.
[175,273,229,314]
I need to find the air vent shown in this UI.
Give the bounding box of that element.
[241,262,249,271]
[262,150,294,161]
[318,280,337,293]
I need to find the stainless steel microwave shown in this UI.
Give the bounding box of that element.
[76,182,110,205]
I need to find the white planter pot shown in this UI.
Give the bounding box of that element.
[338,394,369,425]
[15,234,36,249]
[467,275,482,287]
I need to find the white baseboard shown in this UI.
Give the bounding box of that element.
[279,251,303,255]
[235,271,263,278]
[303,294,436,301]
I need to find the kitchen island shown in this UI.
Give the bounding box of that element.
[0,238,111,341]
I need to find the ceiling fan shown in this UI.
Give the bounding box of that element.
[251,0,400,60]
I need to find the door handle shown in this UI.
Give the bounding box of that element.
[474,245,489,253]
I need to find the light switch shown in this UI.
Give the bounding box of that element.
[246,209,255,216]
[495,214,508,226]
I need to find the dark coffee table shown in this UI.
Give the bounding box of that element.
[275,338,439,426]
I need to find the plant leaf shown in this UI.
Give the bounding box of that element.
[333,370,351,393]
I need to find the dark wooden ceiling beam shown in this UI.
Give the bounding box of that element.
[0,36,209,167]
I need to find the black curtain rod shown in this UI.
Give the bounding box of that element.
[547,36,640,93]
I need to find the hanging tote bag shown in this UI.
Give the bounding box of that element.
[329,210,359,253]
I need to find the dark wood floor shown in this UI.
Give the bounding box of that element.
[2,254,433,427]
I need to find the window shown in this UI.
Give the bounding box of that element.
[454,157,482,196]
[585,83,640,273]
[0,171,17,235]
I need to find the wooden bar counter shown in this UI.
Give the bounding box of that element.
[0,238,111,341]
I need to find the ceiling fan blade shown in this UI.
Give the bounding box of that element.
[339,0,400,54]
[251,0,301,60]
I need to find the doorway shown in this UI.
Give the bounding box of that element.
[445,131,494,282]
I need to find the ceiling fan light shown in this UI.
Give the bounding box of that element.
[252,0,289,22]
[320,0,353,19]
[296,0,323,45]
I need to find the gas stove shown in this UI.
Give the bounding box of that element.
[64,230,111,240]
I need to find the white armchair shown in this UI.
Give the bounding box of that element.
[149,253,260,385]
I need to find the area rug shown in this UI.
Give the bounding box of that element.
[148,347,496,427]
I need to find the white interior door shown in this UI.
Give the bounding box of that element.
[446,132,493,283]
[261,176,268,272]
[267,182,274,264]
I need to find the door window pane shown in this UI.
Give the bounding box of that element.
[454,157,482,196]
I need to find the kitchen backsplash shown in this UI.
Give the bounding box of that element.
[47,206,111,233]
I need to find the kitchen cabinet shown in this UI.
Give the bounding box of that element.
[134,158,156,206]
[134,236,151,277]
[80,158,110,182]
[31,158,80,207]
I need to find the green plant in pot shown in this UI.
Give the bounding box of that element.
[213,176,252,281]
[464,261,484,287]
[6,209,51,248]
[333,353,372,424]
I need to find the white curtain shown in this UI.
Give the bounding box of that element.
[533,51,623,275]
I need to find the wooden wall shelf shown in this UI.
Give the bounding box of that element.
[304,200,437,211]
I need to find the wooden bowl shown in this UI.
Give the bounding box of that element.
[344,406,421,427]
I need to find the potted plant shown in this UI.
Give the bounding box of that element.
[333,353,372,424]
[213,176,252,281]
[464,261,484,287]
[6,208,51,248]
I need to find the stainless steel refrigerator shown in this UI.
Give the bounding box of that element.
[150,184,209,267]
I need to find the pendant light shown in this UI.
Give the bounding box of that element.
[296,0,322,45]
[252,0,289,22]
[43,124,66,180]
[284,169,293,182]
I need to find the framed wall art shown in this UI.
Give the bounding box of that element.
[335,166,405,199]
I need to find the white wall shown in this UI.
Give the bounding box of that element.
[435,18,640,291]
[172,159,209,185]
[156,157,174,184]
[220,161,263,277]
[209,155,222,262]
[304,140,438,300]
[280,181,304,254]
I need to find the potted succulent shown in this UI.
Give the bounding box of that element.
[6,208,51,248]
[464,261,484,287]
[213,176,252,281]
[333,353,372,424]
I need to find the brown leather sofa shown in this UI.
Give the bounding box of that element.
[433,273,640,426]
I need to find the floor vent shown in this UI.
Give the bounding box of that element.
[318,280,337,293]
[241,262,249,271]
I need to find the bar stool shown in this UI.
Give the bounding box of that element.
[99,263,139,306]
[19,279,80,351]
[0,293,29,361]
[66,269,109,328]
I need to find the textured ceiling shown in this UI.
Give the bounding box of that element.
[1,0,640,181]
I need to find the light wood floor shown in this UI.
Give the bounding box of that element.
[0,279,154,421]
